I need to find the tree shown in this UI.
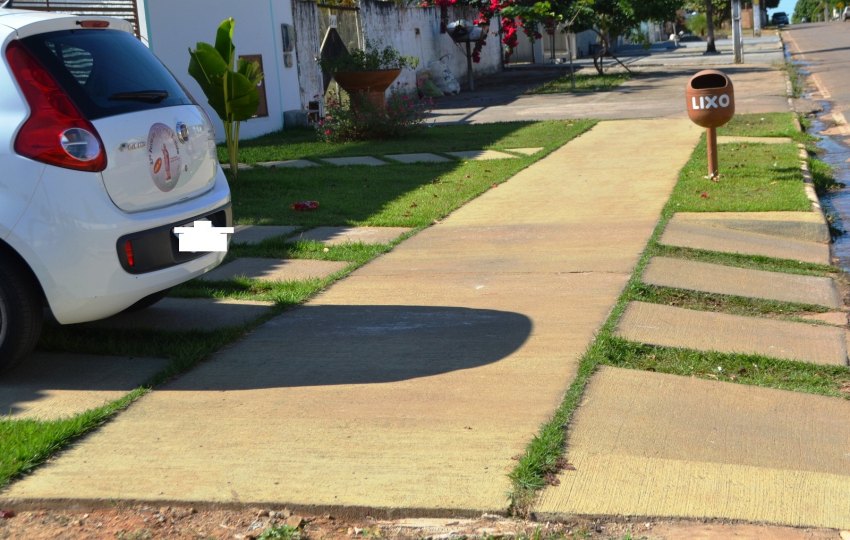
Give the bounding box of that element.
[685,0,727,54]
[704,0,716,53]
[428,0,684,70]
[563,0,684,73]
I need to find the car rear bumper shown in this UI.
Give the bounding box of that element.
[7,164,232,324]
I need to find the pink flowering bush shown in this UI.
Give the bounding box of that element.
[316,88,432,142]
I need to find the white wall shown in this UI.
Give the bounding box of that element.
[142,0,300,141]
[358,1,502,91]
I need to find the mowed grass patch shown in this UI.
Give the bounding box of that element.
[228,120,590,164]
[528,72,630,94]
[669,138,811,212]
[718,111,806,140]
[231,160,523,228]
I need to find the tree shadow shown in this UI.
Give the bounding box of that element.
[1,305,532,415]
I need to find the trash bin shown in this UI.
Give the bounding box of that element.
[686,70,734,128]
[685,69,734,179]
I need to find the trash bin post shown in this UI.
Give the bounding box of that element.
[685,70,735,180]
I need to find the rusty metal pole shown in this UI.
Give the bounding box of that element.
[706,126,719,179]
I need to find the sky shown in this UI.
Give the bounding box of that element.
[774,0,797,15]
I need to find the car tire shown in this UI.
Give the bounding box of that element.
[122,287,172,313]
[0,258,43,371]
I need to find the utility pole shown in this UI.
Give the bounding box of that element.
[753,0,762,37]
[732,0,744,63]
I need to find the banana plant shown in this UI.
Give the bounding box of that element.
[189,18,262,180]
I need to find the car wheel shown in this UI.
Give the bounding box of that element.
[122,287,172,313]
[0,258,43,371]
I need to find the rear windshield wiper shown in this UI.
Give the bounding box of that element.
[108,90,169,103]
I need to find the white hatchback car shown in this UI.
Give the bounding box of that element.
[0,8,231,368]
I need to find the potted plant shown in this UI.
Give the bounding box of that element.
[320,42,418,107]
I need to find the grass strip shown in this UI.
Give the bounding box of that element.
[0,390,145,486]
[507,112,850,514]
[528,72,630,94]
[229,120,588,164]
[631,283,831,320]
[653,244,836,276]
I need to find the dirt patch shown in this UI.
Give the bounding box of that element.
[0,505,844,539]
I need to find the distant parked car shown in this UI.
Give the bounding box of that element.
[771,12,790,26]
[842,7,850,21]
[0,8,232,368]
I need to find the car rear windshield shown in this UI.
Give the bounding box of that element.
[20,29,193,120]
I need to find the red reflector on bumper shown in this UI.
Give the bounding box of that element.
[123,240,135,267]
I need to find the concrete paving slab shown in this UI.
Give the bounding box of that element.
[383,153,451,164]
[717,135,794,145]
[232,225,298,245]
[445,150,517,160]
[660,220,830,265]
[800,312,848,326]
[505,147,544,155]
[198,257,348,282]
[219,163,253,171]
[669,211,830,244]
[643,256,842,308]
[85,298,274,332]
[320,156,387,166]
[535,367,850,529]
[0,119,703,513]
[286,226,412,246]
[255,159,317,168]
[0,353,169,420]
[616,301,848,365]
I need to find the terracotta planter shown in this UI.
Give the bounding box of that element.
[332,68,401,108]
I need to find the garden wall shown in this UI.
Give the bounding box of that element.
[358,0,503,92]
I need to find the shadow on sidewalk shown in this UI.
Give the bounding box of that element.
[1,305,532,410]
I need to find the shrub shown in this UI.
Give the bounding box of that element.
[316,88,432,142]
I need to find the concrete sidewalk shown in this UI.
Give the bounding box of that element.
[5,35,850,533]
[1,119,703,513]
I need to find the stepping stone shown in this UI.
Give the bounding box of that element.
[219,163,253,171]
[445,150,517,161]
[535,366,850,529]
[505,147,544,155]
[286,226,412,246]
[660,218,830,265]
[0,353,169,420]
[232,225,298,245]
[320,156,387,166]
[669,212,829,243]
[643,256,842,308]
[255,159,317,168]
[384,153,451,164]
[717,136,794,145]
[86,297,274,331]
[198,257,348,282]
[615,301,847,366]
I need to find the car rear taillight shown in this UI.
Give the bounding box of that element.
[6,40,106,172]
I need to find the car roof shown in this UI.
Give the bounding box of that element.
[0,7,132,41]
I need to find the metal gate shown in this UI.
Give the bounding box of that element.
[7,0,142,38]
